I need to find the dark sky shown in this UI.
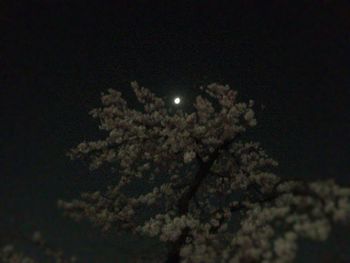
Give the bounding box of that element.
[1,1,350,262]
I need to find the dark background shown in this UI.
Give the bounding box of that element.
[1,1,350,262]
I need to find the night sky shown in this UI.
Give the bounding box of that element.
[1,1,350,262]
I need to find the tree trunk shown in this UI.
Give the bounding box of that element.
[164,229,189,263]
[163,137,237,263]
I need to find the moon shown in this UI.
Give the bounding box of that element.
[174,97,181,104]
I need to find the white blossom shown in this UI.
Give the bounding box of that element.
[53,82,350,263]
[184,150,196,163]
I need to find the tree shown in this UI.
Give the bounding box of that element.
[0,231,77,263]
[4,82,349,263]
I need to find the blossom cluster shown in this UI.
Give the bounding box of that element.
[137,214,200,241]
[0,232,77,263]
[221,180,350,263]
[58,82,350,263]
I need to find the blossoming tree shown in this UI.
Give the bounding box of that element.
[56,82,350,263]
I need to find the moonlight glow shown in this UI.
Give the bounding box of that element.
[174,97,181,104]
